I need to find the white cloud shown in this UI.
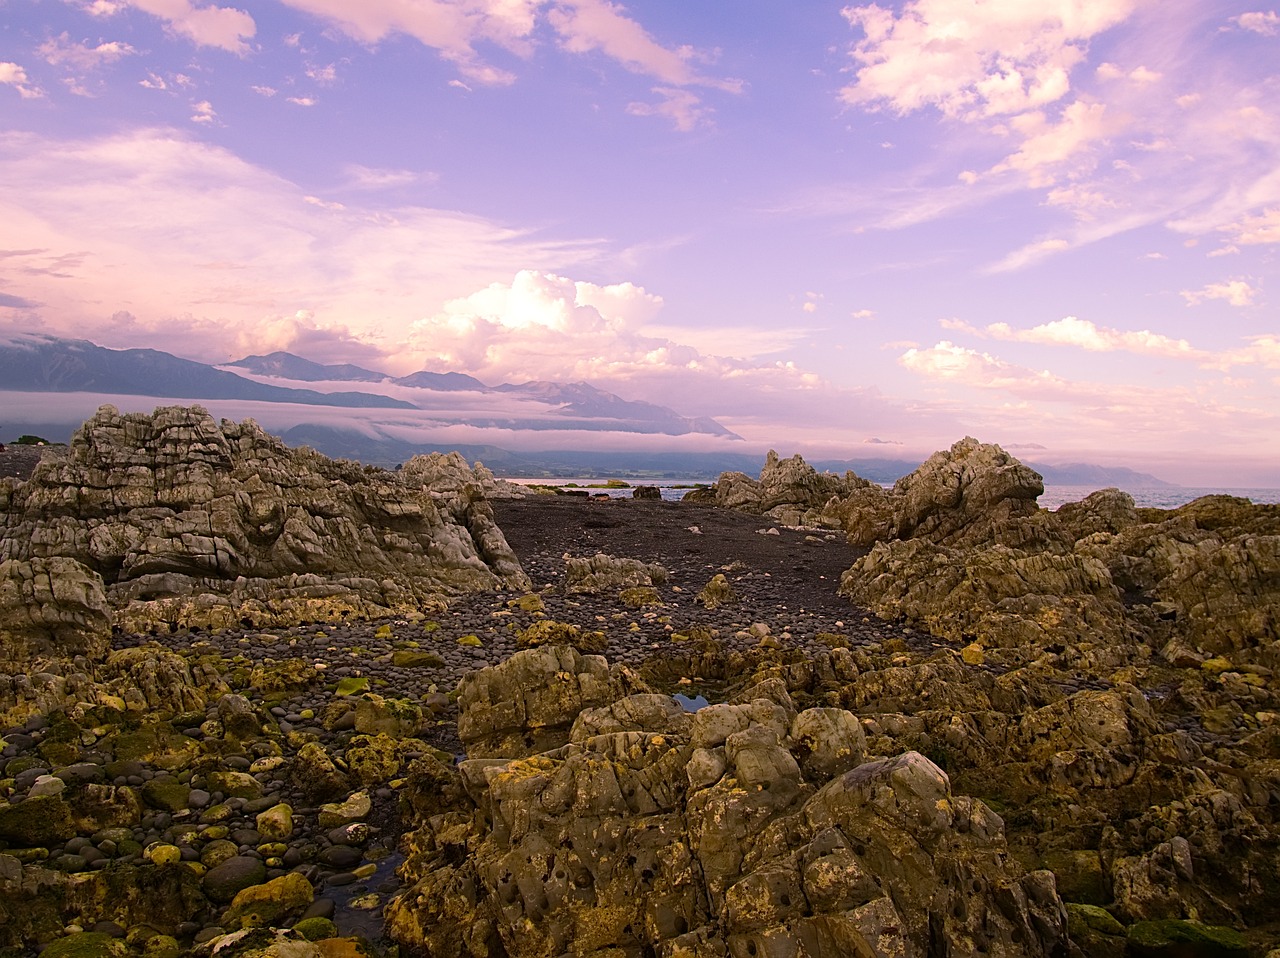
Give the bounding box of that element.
[1219,207,1280,246]
[108,0,257,53]
[251,84,277,96]
[343,165,435,190]
[0,127,608,367]
[547,0,739,93]
[39,33,138,71]
[991,100,1112,185]
[276,0,736,122]
[626,87,709,132]
[287,96,317,106]
[897,339,1280,460]
[942,315,1209,362]
[306,62,338,84]
[190,99,217,123]
[69,0,128,14]
[1232,11,1279,35]
[0,62,43,99]
[840,0,1136,119]
[1181,279,1258,307]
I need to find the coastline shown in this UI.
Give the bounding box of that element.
[505,475,1280,510]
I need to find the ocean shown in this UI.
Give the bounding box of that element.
[509,478,1280,510]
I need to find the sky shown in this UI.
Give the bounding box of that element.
[1,0,1278,485]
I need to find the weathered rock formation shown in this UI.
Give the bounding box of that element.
[386,645,1069,957]
[692,450,870,527]
[0,405,529,669]
[821,436,1051,549]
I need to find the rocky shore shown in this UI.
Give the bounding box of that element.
[1,407,1278,957]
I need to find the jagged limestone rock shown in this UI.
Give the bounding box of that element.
[703,450,868,527]
[387,645,1069,958]
[0,404,530,664]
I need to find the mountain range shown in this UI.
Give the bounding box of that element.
[0,332,1173,486]
[0,334,737,438]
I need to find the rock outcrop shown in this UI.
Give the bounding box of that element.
[822,436,1052,549]
[693,450,869,527]
[386,645,1069,958]
[0,405,530,668]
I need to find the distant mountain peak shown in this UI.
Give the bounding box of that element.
[226,352,387,383]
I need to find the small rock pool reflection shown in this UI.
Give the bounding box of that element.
[673,692,710,712]
[329,849,406,944]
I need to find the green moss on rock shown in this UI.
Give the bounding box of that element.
[39,932,128,957]
[141,779,191,813]
[390,649,444,668]
[334,677,370,697]
[293,916,338,941]
[1127,919,1248,957]
[0,794,76,847]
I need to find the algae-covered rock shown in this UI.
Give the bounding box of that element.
[696,573,738,609]
[353,693,423,737]
[224,872,314,929]
[1066,904,1127,958]
[255,803,294,842]
[318,791,371,829]
[516,619,606,653]
[455,644,629,758]
[388,649,1068,958]
[0,557,111,668]
[0,793,76,846]
[141,778,191,812]
[40,932,129,957]
[293,916,338,941]
[1127,919,1248,957]
[389,649,444,669]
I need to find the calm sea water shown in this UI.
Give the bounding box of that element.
[510,478,1280,510]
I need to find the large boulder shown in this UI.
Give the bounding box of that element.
[823,437,1053,548]
[0,405,530,659]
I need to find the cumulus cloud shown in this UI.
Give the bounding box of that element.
[100,0,257,53]
[940,315,1280,373]
[0,127,605,366]
[1219,207,1280,246]
[1181,279,1258,307]
[942,315,1207,361]
[39,33,138,71]
[990,100,1113,185]
[840,0,1135,119]
[823,0,1280,273]
[0,62,43,99]
[190,99,217,123]
[1232,10,1279,35]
